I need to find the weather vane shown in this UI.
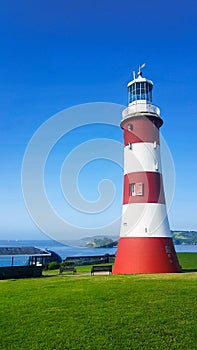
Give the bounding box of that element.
[133,63,146,80]
[138,63,145,74]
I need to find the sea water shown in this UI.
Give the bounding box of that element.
[0,239,117,267]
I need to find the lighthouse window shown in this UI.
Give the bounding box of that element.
[136,83,140,93]
[127,124,133,131]
[165,246,171,254]
[130,183,144,196]
[140,82,145,100]
[146,83,153,102]
[130,183,136,196]
[136,83,140,100]
[128,81,153,103]
[136,183,144,196]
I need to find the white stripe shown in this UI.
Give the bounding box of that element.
[120,203,171,238]
[124,142,161,174]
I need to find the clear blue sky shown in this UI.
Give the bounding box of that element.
[1,0,197,240]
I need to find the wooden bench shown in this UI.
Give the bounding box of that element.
[91,265,112,275]
[59,265,77,275]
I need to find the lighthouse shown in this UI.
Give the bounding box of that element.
[113,66,181,274]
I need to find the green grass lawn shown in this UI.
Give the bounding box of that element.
[177,252,197,270]
[43,252,197,276]
[0,253,197,350]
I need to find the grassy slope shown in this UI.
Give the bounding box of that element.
[0,254,197,350]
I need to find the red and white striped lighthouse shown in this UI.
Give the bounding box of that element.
[113,66,181,274]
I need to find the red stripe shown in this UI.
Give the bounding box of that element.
[122,117,160,145]
[113,237,181,274]
[123,171,165,204]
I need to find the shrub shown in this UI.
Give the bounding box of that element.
[48,261,60,270]
[61,261,75,267]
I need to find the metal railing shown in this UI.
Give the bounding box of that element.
[122,102,160,119]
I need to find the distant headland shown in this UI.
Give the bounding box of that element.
[83,231,197,248]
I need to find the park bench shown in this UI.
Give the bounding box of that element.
[91,265,112,275]
[59,265,77,275]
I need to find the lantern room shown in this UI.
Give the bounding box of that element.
[128,70,153,105]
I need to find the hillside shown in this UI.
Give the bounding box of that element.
[83,231,197,248]
[172,231,197,245]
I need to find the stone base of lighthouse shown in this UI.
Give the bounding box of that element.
[113,237,181,274]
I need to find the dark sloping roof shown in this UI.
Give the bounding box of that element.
[0,247,51,257]
[43,250,62,263]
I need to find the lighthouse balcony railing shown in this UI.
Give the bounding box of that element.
[122,102,160,120]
